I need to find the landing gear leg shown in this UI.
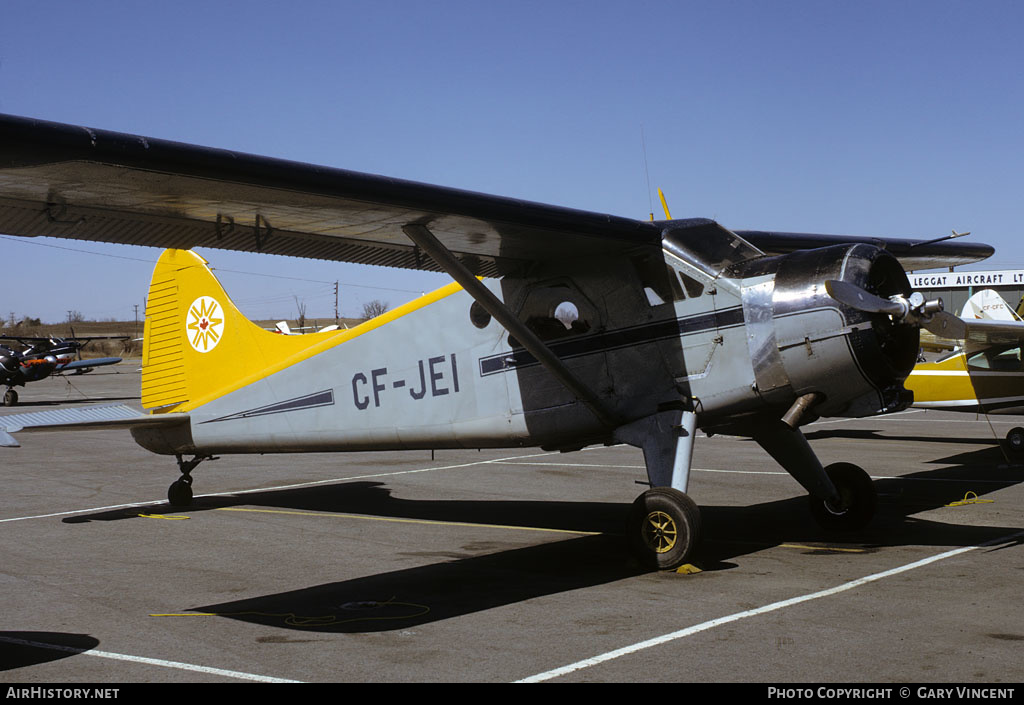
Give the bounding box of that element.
[615,407,703,569]
[167,454,215,507]
[752,418,876,532]
[3,388,18,407]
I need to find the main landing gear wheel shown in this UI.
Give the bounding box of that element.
[1006,427,1024,455]
[808,462,876,532]
[628,487,702,571]
[3,389,17,406]
[167,477,193,507]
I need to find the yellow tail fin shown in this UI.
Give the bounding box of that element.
[141,249,464,413]
[141,249,340,412]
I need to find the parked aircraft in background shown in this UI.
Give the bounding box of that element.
[0,334,124,406]
[0,114,997,569]
[960,288,1023,322]
[271,321,340,335]
[906,289,1024,452]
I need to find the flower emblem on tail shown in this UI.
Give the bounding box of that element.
[186,296,225,353]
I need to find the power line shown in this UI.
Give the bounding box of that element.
[0,235,426,293]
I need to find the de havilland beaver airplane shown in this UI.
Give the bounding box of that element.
[0,114,996,569]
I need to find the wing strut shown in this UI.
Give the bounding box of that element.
[401,223,620,429]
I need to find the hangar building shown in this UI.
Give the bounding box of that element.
[910,266,1024,316]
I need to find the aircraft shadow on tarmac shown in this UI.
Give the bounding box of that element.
[804,427,1024,453]
[0,632,100,671]
[61,448,1023,634]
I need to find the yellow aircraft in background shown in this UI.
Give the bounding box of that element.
[906,289,1024,451]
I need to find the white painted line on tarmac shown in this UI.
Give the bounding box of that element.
[805,409,925,426]
[0,635,301,682]
[516,529,1024,683]
[808,410,1024,426]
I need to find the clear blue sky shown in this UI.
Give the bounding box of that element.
[1,1,1022,324]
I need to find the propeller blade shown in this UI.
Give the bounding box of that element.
[922,310,968,340]
[824,280,906,317]
[826,279,967,340]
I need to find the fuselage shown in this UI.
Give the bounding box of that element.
[131,241,921,456]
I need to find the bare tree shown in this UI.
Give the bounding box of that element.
[294,296,307,330]
[361,300,389,320]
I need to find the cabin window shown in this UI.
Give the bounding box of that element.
[644,287,666,306]
[524,303,590,340]
[469,301,491,329]
[676,270,705,298]
[632,254,683,306]
[510,283,595,346]
[967,346,1023,371]
[553,301,580,330]
[663,222,763,278]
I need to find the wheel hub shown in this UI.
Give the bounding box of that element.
[642,510,678,553]
[823,485,855,516]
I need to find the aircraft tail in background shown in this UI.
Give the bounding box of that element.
[960,288,1022,322]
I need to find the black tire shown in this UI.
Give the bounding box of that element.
[167,478,193,507]
[1006,427,1024,454]
[3,389,17,406]
[628,487,702,570]
[808,462,876,532]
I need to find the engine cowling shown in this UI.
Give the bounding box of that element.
[742,243,919,420]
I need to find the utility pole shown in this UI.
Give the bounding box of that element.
[334,281,339,326]
[133,304,140,338]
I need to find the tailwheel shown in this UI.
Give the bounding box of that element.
[808,462,876,532]
[628,487,702,570]
[1006,427,1024,455]
[167,477,193,507]
[3,388,17,406]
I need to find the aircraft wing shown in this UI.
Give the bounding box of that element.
[0,403,187,447]
[57,357,122,372]
[0,114,994,275]
[954,319,1024,349]
[735,230,990,271]
[921,315,1024,353]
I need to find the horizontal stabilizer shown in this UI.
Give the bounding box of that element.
[0,403,188,441]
